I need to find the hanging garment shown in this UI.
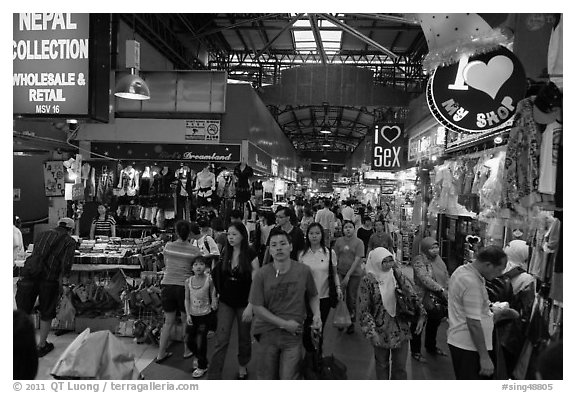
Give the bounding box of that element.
[117,166,139,197]
[196,170,216,207]
[96,168,115,205]
[547,14,563,91]
[234,164,254,203]
[139,166,152,196]
[175,167,193,198]
[538,122,562,195]
[479,151,506,217]
[502,97,543,212]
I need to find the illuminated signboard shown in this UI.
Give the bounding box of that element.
[427,46,526,134]
[13,13,90,116]
[371,123,408,171]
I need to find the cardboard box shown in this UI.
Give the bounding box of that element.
[74,316,120,333]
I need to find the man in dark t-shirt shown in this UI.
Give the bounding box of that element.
[250,228,320,379]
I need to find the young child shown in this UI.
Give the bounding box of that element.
[184,256,218,378]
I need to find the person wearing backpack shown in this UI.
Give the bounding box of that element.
[15,217,77,357]
[486,240,535,379]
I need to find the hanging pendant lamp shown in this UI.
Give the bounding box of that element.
[115,40,150,100]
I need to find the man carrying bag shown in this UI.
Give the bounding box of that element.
[15,217,77,357]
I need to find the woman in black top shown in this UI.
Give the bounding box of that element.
[208,222,259,380]
[356,215,374,256]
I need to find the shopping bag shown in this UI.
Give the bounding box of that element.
[53,290,76,331]
[51,328,141,380]
[105,269,127,302]
[332,299,352,329]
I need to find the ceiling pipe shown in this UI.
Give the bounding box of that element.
[349,13,420,25]
[309,14,328,65]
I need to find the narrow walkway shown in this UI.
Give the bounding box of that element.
[25,266,455,380]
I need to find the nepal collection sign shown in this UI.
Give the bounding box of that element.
[426,46,526,134]
[13,13,90,116]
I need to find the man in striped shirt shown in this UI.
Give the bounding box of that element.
[447,246,508,379]
[15,217,77,357]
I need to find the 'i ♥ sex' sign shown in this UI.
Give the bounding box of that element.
[371,123,407,171]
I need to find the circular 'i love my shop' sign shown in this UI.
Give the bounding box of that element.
[426,46,526,134]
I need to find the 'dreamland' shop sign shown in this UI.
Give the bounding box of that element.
[91,143,241,162]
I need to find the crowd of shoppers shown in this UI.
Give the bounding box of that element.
[14,196,556,380]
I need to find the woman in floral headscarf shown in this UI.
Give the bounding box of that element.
[358,247,426,380]
[410,237,450,362]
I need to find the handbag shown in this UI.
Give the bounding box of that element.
[393,269,417,320]
[300,330,348,380]
[327,247,338,308]
[422,290,448,319]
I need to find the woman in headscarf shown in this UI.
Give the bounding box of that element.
[503,240,535,295]
[410,237,450,362]
[358,247,426,380]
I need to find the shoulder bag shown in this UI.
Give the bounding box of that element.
[393,268,417,321]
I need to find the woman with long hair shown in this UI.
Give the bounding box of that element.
[208,222,259,380]
[299,208,315,236]
[156,220,202,363]
[333,220,365,334]
[299,222,343,353]
[90,203,116,239]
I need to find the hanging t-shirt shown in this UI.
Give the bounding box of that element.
[538,121,562,195]
[547,14,563,90]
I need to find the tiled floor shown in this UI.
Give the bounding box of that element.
[18,265,456,380]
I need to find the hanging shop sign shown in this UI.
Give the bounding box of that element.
[13,14,111,121]
[91,142,241,162]
[43,161,66,197]
[185,119,221,142]
[427,46,526,135]
[13,13,89,116]
[371,123,408,171]
[247,142,272,174]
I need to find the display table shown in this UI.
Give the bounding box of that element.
[71,264,141,271]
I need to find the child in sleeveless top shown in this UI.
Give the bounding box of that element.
[184,256,218,378]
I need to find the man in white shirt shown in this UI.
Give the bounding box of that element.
[341,200,355,222]
[447,246,509,379]
[314,199,335,244]
[13,216,24,262]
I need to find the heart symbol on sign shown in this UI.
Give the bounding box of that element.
[380,125,401,144]
[466,235,482,245]
[463,55,514,100]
